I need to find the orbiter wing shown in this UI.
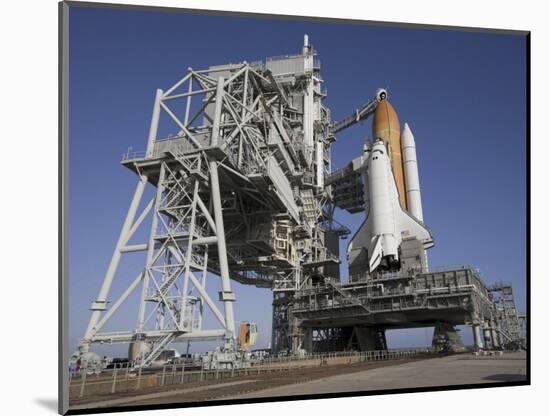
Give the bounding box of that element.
[395,207,434,250]
[348,206,433,273]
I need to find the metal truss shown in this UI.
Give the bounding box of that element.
[80,50,334,363]
[489,282,525,349]
[80,154,238,366]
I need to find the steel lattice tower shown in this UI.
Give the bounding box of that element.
[79,36,339,366]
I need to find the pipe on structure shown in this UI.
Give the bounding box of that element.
[401,123,424,222]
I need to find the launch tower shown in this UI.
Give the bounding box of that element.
[78,36,525,367]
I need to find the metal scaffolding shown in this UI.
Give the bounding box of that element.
[79,37,340,366]
[78,36,525,368]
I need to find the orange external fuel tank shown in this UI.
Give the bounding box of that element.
[372,99,408,210]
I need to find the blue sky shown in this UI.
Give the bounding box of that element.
[68,5,527,356]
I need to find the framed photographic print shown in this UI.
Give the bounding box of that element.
[59,1,529,414]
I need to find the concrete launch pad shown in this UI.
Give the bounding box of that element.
[69,352,526,410]
[229,352,527,400]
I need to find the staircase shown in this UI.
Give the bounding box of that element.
[136,333,178,368]
[300,189,317,225]
[324,278,370,314]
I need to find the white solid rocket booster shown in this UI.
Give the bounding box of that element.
[401,123,423,222]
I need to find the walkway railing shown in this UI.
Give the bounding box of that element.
[69,348,431,401]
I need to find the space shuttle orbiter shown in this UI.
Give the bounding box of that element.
[347,138,433,273]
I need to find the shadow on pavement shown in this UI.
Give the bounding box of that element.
[483,374,527,382]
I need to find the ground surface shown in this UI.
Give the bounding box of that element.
[230,351,527,399]
[70,351,526,411]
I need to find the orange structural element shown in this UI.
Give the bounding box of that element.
[372,99,408,210]
[239,322,257,348]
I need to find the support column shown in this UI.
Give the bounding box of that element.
[271,292,291,354]
[302,328,313,353]
[491,320,501,349]
[209,159,236,347]
[146,89,163,157]
[483,321,493,350]
[432,322,465,352]
[496,322,505,348]
[376,327,388,350]
[290,315,302,354]
[472,324,483,350]
[179,178,200,329]
[210,77,225,147]
[137,165,166,333]
[207,74,235,348]
[353,326,387,351]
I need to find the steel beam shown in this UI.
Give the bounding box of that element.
[209,158,236,345]
[82,175,148,343]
